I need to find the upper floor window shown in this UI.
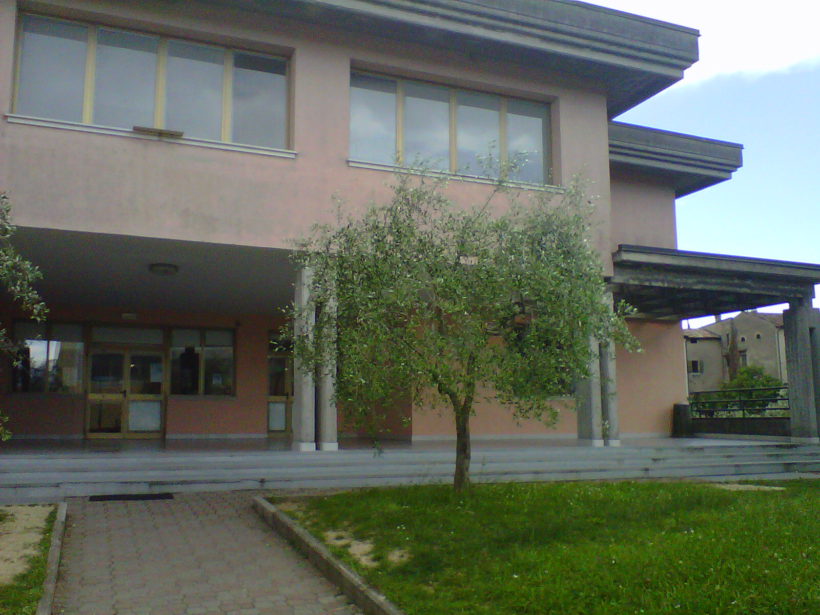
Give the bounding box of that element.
[14,15,288,149]
[350,72,551,184]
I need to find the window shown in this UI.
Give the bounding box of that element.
[14,15,288,149]
[170,329,234,395]
[267,332,293,432]
[687,360,703,375]
[350,72,551,183]
[12,322,84,393]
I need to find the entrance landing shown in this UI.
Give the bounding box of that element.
[2,438,817,504]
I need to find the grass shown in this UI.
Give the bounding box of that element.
[280,480,819,615]
[0,507,55,615]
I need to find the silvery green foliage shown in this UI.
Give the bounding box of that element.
[288,172,633,487]
[0,192,48,440]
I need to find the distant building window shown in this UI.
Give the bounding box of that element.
[755,333,762,340]
[687,360,703,375]
[14,15,288,149]
[170,329,235,395]
[12,322,85,393]
[350,72,551,184]
[739,351,748,368]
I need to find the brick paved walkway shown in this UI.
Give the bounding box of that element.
[53,491,362,615]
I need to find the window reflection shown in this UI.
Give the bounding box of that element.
[16,16,87,122]
[350,74,397,164]
[404,82,450,171]
[95,29,158,129]
[457,91,500,177]
[233,53,287,148]
[507,99,548,184]
[166,41,224,140]
[349,73,549,183]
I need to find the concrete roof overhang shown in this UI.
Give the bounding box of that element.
[211,0,700,116]
[609,122,744,197]
[10,228,297,316]
[609,245,820,321]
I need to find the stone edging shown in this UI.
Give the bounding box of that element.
[37,501,67,615]
[252,496,405,615]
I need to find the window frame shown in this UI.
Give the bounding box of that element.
[349,70,553,185]
[11,321,86,395]
[12,13,293,153]
[267,331,294,433]
[169,328,236,397]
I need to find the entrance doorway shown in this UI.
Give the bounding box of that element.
[87,349,165,437]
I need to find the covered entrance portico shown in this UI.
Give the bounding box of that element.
[4,227,318,443]
[603,244,820,444]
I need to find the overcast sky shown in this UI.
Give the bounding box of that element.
[592,0,820,324]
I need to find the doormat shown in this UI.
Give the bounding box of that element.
[88,493,174,502]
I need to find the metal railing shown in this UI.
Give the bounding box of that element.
[689,386,790,418]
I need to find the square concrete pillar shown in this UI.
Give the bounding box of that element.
[783,296,819,443]
[599,340,620,446]
[317,292,338,451]
[292,267,316,452]
[576,337,604,446]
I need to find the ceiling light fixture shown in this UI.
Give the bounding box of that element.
[148,262,179,276]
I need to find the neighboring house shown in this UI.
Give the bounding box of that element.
[683,329,723,393]
[686,312,789,392]
[2,0,819,446]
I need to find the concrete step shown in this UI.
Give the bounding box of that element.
[2,444,816,503]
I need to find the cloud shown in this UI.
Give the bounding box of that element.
[591,1,820,84]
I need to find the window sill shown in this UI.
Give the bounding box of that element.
[347,159,562,192]
[5,114,298,159]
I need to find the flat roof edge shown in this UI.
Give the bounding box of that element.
[609,122,743,196]
[614,245,820,282]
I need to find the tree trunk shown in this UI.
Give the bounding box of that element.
[453,407,471,492]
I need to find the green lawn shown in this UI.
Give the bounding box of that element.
[0,508,55,615]
[281,480,819,615]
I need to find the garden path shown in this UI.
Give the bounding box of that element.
[53,491,361,615]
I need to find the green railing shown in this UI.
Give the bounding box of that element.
[689,386,790,418]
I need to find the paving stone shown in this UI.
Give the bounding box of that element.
[53,491,363,615]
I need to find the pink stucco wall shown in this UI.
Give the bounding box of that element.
[617,320,688,436]
[412,386,576,439]
[0,0,693,441]
[0,303,280,437]
[609,170,678,252]
[0,0,612,265]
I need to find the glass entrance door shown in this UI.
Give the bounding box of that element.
[87,350,165,437]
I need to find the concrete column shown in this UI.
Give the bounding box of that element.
[576,337,604,446]
[317,293,338,451]
[291,267,316,452]
[810,310,820,437]
[783,296,819,443]
[599,340,620,446]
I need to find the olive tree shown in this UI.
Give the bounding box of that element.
[0,192,48,440]
[290,173,631,491]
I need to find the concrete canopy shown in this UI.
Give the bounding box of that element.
[11,228,296,315]
[610,245,820,321]
[211,0,700,116]
[609,123,744,197]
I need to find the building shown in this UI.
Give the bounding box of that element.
[2,0,819,447]
[685,312,789,393]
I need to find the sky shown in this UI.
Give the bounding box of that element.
[591,1,820,326]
